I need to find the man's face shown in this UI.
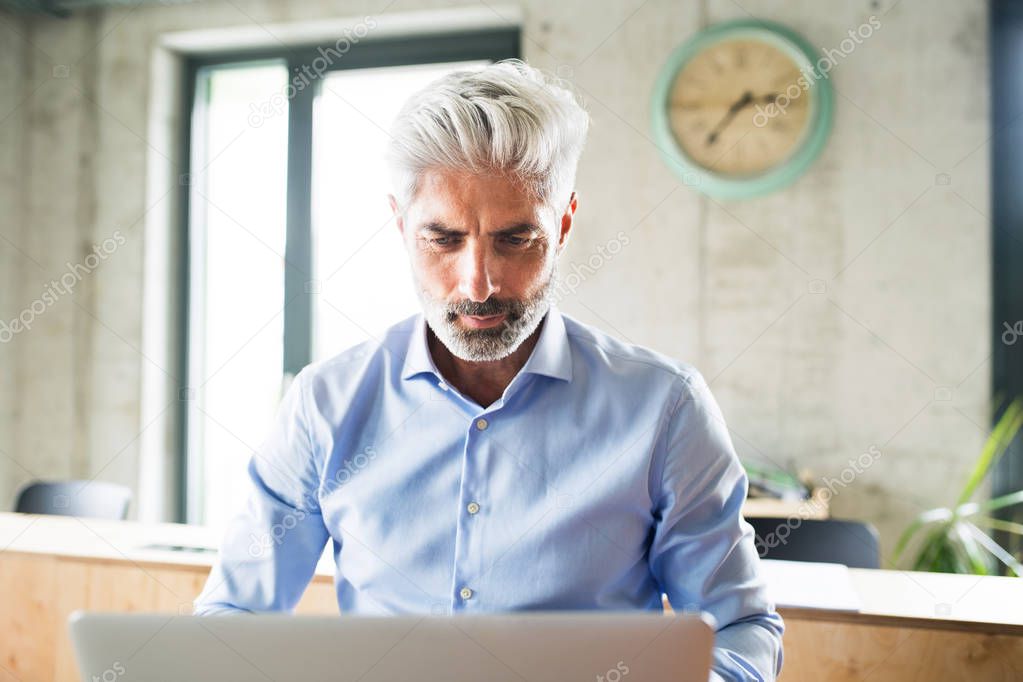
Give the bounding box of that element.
[390,168,575,362]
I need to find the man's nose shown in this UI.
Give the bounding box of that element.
[457,241,498,303]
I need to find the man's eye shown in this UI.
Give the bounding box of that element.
[427,236,457,247]
[502,236,529,247]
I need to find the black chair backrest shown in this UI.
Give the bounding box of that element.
[14,480,132,520]
[746,516,881,569]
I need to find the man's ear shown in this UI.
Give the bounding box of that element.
[557,191,577,253]
[388,194,404,237]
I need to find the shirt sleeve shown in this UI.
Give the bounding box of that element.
[647,370,784,681]
[193,368,331,616]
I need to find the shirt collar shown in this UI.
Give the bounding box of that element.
[400,304,573,384]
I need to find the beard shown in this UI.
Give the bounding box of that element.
[414,259,559,362]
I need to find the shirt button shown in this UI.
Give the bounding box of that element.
[459,587,474,600]
[438,382,449,391]
[475,418,488,430]
[466,502,480,515]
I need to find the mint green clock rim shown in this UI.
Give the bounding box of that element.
[650,19,835,200]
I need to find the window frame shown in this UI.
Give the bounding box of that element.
[176,28,521,523]
[991,0,1023,562]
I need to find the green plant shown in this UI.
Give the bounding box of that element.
[893,398,1023,576]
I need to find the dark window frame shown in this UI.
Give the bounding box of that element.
[176,28,521,522]
[991,0,1023,562]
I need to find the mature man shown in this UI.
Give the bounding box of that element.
[194,58,783,681]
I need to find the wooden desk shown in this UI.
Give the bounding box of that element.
[0,512,338,681]
[776,568,1023,681]
[2,512,1020,682]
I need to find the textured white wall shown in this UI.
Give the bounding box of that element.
[0,12,25,504]
[0,0,990,559]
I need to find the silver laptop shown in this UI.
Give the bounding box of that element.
[69,610,714,682]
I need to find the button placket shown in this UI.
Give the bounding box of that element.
[451,412,496,610]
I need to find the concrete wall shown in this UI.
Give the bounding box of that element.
[0,12,26,507]
[0,0,990,558]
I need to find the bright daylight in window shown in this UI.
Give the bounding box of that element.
[189,59,488,532]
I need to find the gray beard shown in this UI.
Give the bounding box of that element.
[416,259,559,362]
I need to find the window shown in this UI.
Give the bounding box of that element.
[311,62,486,361]
[181,30,520,529]
[991,0,1023,563]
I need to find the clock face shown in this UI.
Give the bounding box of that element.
[668,38,812,177]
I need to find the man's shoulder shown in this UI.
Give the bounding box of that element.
[560,311,705,393]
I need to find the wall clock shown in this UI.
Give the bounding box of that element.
[651,19,833,200]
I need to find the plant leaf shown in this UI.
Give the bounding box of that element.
[952,523,991,575]
[971,516,1023,536]
[975,489,1023,514]
[894,508,955,565]
[963,522,1023,577]
[898,397,1023,574]
[911,524,952,572]
[958,399,1023,505]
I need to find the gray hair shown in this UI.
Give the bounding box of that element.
[385,58,590,215]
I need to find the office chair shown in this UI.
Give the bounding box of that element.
[746,516,881,569]
[14,480,132,520]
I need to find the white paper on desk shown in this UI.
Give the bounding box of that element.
[760,559,862,612]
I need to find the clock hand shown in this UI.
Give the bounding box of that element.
[706,90,753,146]
[705,92,782,145]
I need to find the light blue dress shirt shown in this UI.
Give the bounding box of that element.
[194,304,784,681]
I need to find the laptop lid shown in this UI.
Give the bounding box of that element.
[69,610,715,682]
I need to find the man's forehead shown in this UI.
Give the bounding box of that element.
[415,168,538,206]
[408,172,548,229]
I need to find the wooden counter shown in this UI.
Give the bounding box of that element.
[775,569,1023,681]
[1,512,1020,681]
[0,512,337,681]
